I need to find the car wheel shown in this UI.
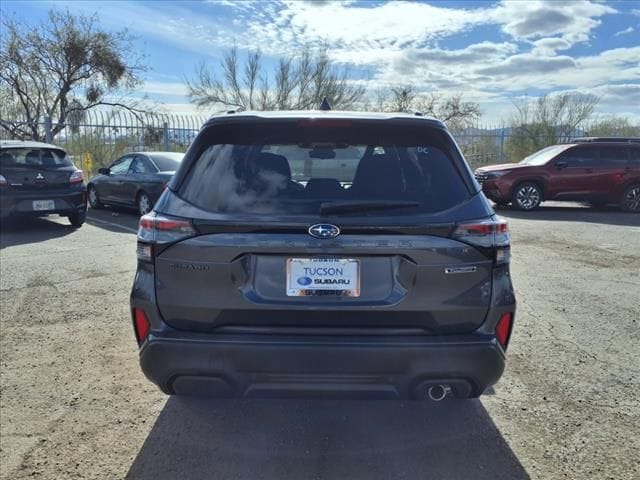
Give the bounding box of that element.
[512,183,542,211]
[621,184,640,213]
[68,211,86,228]
[137,191,151,216]
[88,186,103,209]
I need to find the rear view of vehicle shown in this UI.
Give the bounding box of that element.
[0,141,87,226]
[131,112,516,400]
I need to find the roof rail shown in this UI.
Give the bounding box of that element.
[573,137,640,144]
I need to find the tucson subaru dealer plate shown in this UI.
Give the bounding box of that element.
[286,258,360,297]
[32,200,55,211]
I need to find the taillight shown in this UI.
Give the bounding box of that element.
[133,308,150,344]
[137,213,196,261]
[69,170,84,184]
[495,312,514,350]
[452,217,510,264]
[0,175,7,187]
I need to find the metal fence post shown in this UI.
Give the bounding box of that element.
[44,116,52,143]
[163,122,169,150]
[499,129,505,163]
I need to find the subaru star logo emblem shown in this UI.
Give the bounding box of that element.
[36,172,44,180]
[308,224,340,239]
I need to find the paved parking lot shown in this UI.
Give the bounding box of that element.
[1,203,639,480]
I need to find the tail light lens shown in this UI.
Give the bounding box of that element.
[133,308,151,344]
[137,213,196,261]
[0,174,7,187]
[495,312,514,350]
[451,217,510,264]
[69,170,84,184]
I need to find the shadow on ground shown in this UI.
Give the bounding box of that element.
[496,202,640,227]
[86,206,140,234]
[127,397,529,480]
[0,216,76,249]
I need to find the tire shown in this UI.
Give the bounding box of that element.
[68,211,86,228]
[620,184,640,213]
[512,182,542,211]
[137,191,152,216]
[88,185,103,209]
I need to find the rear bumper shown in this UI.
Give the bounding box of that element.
[0,188,86,218]
[139,332,506,399]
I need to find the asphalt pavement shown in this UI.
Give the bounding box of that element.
[0,202,639,480]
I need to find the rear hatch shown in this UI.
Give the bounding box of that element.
[0,147,77,190]
[147,118,499,335]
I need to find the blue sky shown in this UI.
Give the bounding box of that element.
[2,0,639,122]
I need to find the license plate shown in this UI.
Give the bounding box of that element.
[32,200,55,211]
[287,258,360,297]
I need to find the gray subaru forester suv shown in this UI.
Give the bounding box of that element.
[130,110,516,400]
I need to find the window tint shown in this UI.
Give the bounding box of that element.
[597,147,628,166]
[110,156,134,174]
[558,147,596,167]
[150,153,183,171]
[630,147,640,164]
[130,156,155,174]
[0,148,72,168]
[178,123,470,216]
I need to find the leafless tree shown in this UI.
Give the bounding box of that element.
[186,47,366,111]
[0,9,147,141]
[375,86,481,132]
[505,93,599,159]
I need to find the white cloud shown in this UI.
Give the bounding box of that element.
[142,82,189,97]
[493,0,616,44]
[614,26,635,37]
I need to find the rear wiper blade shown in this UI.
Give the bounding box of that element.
[320,200,420,215]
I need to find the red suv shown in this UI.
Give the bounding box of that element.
[474,138,640,212]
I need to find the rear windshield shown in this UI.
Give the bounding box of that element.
[178,121,471,216]
[150,153,183,171]
[0,148,72,168]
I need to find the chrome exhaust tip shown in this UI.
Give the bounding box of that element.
[427,384,450,401]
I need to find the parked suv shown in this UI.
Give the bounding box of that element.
[0,140,87,226]
[130,111,516,400]
[475,138,640,212]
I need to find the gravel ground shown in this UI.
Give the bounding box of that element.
[1,203,639,480]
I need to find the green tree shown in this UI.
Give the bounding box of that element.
[0,9,146,141]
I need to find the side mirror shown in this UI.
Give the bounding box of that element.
[555,161,568,170]
[98,167,110,175]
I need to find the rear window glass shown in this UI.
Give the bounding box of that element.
[150,153,183,171]
[178,122,471,216]
[0,148,72,168]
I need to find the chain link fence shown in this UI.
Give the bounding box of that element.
[1,110,637,175]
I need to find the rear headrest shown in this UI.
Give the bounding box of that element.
[255,152,291,180]
[41,150,55,166]
[26,150,40,165]
[0,152,14,165]
[351,153,404,197]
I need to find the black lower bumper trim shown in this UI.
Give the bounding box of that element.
[140,334,505,399]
